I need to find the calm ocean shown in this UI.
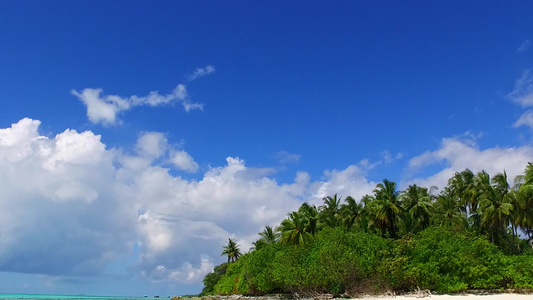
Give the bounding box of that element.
[0,295,166,300]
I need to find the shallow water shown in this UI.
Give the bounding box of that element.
[0,294,165,300]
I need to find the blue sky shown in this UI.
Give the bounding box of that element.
[1,0,533,296]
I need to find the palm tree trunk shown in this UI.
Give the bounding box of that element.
[510,224,517,255]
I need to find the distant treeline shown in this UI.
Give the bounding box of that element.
[201,164,533,295]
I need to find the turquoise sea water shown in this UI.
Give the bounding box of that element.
[0,295,168,300]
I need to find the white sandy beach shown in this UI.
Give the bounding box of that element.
[356,295,532,300]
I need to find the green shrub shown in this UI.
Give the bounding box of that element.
[395,226,507,292]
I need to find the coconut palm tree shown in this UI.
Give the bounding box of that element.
[516,163,533,239]
[360,194,376,232]
[478,183,512,245]
[259,225,280,244]
[221,238,242,263]
[252,225,280,251]
[432,187,467,229]
[373,179,403,239]
[319,194,342,227]
[340,196,364,231]
[298,202,321,235]
[448,169,475,216]
[401,184,433,233]
[279,211,314,246]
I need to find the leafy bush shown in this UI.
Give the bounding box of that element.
[504,254,533,289]
[204,225,533,295]
[385,226,507,292]
[200,263,228,295]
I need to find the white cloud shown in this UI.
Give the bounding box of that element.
[167,257,215,284]
[188,65,215,81]
[5,117,531,288]
[0,118,327,285]
[380,150,403,164]
[170,151,199,173]
[134,131,199,173]
[72,84,203,126]
[508,70,533,108]
[0,118,135,276]
[508,70,533,129]
[518,39,531,53]
[311,164,376,204]
[274,151,301,164]
[513,110,533,129]
[405,135,533,189]
[136,132,168,159]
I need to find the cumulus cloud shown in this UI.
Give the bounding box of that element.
[132,131,199,173]
[136,132,168,159]
[405,135,533,189]
[0,118,135,276]
[188,65,215,81]
[518,39,531,53]
[1,118,376,286]
[311,163,376,204]
[6,117,529,289]
[170,151,199,173]
[72,84,203,126]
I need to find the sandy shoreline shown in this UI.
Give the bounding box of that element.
[208,293,533,300]
[349,295,532,300]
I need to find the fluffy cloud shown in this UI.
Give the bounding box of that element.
[188,65,215,81]
[136,132,168,159]
[405,135,533,189]
[0,118,135,276]
[72,84,203,126]
[133,131,199,173]
[170,151,199,173]
[311,163,376,205]
[7,117,528,288]
[0,118,378,287]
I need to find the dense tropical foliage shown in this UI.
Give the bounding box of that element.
[201,164,533,296]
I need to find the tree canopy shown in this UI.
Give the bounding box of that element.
[203,163,533,296]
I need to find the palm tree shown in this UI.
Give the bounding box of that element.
[373,179,402,239]
[505,189,523,253]
[221,238,242,263]
[279,211,314,246]
[478,183,512,245]
[299,202,321,235]
[516,163,533,239]
[340,196,364,231]
[259,225,280,244]
[492,171,510,195]
[319,194,342,227]
[432,187,467,229]
[448,169,475,216]
[252,226,280,251]
[401,184,433,233]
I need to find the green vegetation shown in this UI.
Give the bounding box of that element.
[201,164,533,296]
[221,238,242,263]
